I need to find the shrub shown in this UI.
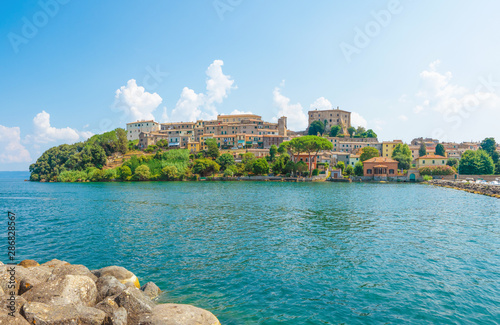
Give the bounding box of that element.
[422,175,433,181]
[312,168,319,176]
[134,165,151,180]
[161,165,178,180]
[419,165,456,176]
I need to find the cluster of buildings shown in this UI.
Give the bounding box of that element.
[126,108,493,179]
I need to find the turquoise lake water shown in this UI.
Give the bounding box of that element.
[1,172,499,324]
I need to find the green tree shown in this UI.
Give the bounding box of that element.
[271,154,290,175]
[284,160,296,176]
[277,144,286,155]
[435,143,446,157]
[354,161,364,176]
[347,126,356,138]
[392,144,412,170]
[216,153,235,171]
[446,158,459,169]
[476,150,495,175]
[419,143,427,157]
[355,126,366,136]
[161,165,178,180]
[300,135,334,175]
[205,138,220,159]
[480,137,499,163]
[329,125,341,137]
[269,145,278,162]
[118,166,132,180]
[134,165,151,180]
[344,165,354,176]
[252,158,269,175]
[364,129,377,138]
[459,150,495,175]
[296,161,308,176]
[193,158,220,176]
[308,120,325,135]
[360,147,380,162]
[336,161,345,172]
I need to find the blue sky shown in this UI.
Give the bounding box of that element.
[1,0,500,171]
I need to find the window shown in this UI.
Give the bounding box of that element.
[367,169,372,174]
[389,169,395,174]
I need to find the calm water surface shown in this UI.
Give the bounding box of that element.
[0,172,499,324]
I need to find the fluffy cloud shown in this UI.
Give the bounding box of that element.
[227,109,253,115]
[272,87,308,131]
[170,60,236,122]
[114,79,163,121]
[26,111,90,144]
[310,97,333,111]
[351,112,367,128]
[0,125,31,163]
[415,60,500,116]
[398,115,408,121]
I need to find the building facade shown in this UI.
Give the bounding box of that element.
[127,120,160,141]
[308,108,351,134]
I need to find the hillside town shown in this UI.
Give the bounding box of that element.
[126,108,500,182]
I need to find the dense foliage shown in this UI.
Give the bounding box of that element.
[459,149,495,175]
[419,166,456,176]
[29,128,127,181]
[392,143,412,170]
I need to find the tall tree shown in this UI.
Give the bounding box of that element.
[329,125,341,137]
[480,137,499,163]
[348,126,356,138]
[300,135,334,175]
[205,138,220,159]
[269,145,278,162]
[435,143,446,157]
[419,142,427,157]
[308,120,325,135]
[392,143,412,170]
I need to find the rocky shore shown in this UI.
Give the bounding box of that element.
[428,180,500,198]
[0,259,220,325]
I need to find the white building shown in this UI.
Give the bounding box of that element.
[126,120,160,141]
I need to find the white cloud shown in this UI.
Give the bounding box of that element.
[309,97,333,111]
[351,112,367,128]
[26,111,87,144]
[114,79,163,121]
[398,115,408,121]
[161,107,170,123]
[0,125,31,163]
[225,109,253,115]
[169,60,236,122]
[415,61,500,116]
[272,87,307,131]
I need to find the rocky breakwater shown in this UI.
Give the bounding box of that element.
[0,259,220,325]
[428,179,500,198]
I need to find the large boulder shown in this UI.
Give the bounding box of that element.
[95,296,128,324]
[21,301,107,325]
[140,282,161,300]
[92,266,141,288]
[114,286,155,323]
[96,276,126,302]
[0,265,50,295]
[0,310,30,324]
[0,295,27,316]
[22,275,97,307]
[138,304,221,325]
[48,264,98,282]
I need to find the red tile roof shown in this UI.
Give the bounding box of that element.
[417,154,446,159]
[363,157,398,163]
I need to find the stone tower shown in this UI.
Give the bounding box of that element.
[278,116,287,136]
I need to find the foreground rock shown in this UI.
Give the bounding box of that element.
[139,304,221,325]
[0,259,220,325]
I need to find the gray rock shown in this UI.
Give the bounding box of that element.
[48,264,98,282]
[0,294,26,315]
[112,307,128,325]
[138,304,220,325]
[0,265,50,295]
[22,301,107,325]
[92,266,140,288]
[96,275,126,301]
[140,282,161,300]
[22,275,97,307]
[114,286,155,323]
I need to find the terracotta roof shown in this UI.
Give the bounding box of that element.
[417,154,446,159]
[363,157,397,163]
[374,164,388,168]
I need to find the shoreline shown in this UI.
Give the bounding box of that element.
[427,179,500,198]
